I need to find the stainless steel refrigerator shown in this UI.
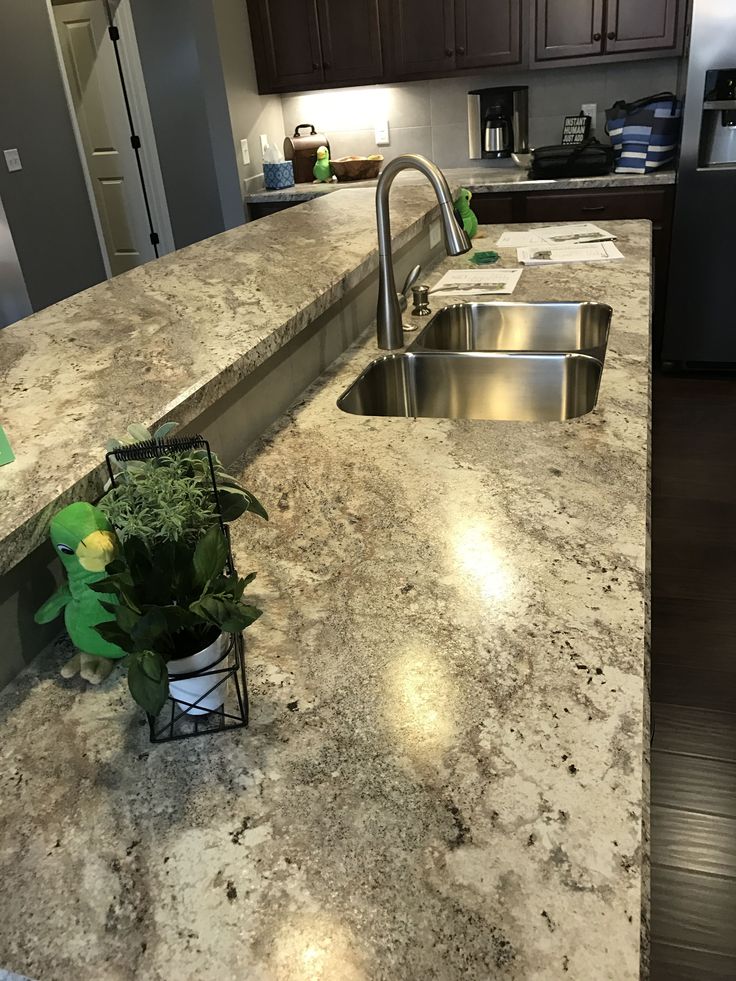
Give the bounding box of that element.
[663,0,736,366]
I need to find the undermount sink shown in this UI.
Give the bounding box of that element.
[337,351,603,422]
[409,301,611,356]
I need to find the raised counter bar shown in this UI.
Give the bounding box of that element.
[0,185,443,579]
[0,221,651,980]
[245,164,676,204]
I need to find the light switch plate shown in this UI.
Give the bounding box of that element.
[259,134,269,157]
[240,138,250,166]
[429,220,441,248]
[581,103,597,132]
[4,148,22,172]
[375,120,390,146]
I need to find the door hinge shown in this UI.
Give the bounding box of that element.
[150,232,160,246]
[131,134,141,150]
[108,25,120,41]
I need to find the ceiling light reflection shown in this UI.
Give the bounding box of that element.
[453,519,511,602]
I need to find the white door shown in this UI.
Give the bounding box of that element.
[53,0,156,275]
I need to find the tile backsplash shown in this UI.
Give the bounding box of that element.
[281,59,680,170]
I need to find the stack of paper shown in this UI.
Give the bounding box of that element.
[496,223,617,248]
[430,268,523,296]
[517,241,624,265]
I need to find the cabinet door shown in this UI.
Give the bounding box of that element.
[605,0,679,54]
[455,0,522,69]
[253,0,324,91]
[391,0,456,78]
[317,0,382,84]
[535,0,605,61]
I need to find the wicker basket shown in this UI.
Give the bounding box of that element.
[331,155,384,181]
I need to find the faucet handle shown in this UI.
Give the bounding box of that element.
[398,264,422,312]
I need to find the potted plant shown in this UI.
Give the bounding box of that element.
[100,422,267,546]
[94,422,268,718]
[92,525,262,716]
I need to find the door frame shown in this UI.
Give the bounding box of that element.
[45,0,174,278]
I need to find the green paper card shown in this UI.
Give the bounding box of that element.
[0,426,15,466]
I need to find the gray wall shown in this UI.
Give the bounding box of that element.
[0,0,106,312]
[281,58,681,169]
[0,194,32,328]
[131,0,244,248]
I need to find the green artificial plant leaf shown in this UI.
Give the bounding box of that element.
[127,423,152,443]
[153,421,178,440]
[127,650,168,716]
[193,525,228,589]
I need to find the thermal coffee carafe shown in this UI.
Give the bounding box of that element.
[484,106,511,154]
[468,86,529,160]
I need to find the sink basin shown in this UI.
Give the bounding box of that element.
[409,301,611,355]
[337,351,602,422]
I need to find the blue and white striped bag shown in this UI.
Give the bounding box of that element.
[605,92,682,174]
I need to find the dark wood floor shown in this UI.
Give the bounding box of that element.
[650,372,736,980]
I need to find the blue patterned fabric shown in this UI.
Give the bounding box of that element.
[605,93,682,174]
[263,161,295,190]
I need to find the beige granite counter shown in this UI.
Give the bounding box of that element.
[245,164,676,204]
[0,221,651,980]
[0,185,442,578]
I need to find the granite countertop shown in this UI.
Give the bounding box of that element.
[245,164,676,204]
[0,185,443,578]
[0,221,651,980]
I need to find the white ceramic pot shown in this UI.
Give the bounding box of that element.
[168,633,226,716]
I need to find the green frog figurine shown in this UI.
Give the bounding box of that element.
[454,187,479,239]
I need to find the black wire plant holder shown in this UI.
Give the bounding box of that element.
[105,435,249,744]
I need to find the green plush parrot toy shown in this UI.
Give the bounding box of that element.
[35,502,125,684]
[454,187,479,239]
[313,145,336,183]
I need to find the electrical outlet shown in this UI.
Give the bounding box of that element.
[429,220,441,249]
[240,138,250,166]
[375,120,390,146]
[581,103,597,132]
[3,148,22,173]
[259,134,269,158]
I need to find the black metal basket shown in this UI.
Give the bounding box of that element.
[105,435,250,744]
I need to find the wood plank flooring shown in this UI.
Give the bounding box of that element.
[650,372,736,979]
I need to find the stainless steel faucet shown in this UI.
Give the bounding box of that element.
[376,154,471,350]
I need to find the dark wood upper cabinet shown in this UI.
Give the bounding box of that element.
[249,0,324,91]
[248,0,382,92]
[455,0,522,69]
[605,0,680,53]
[535,0,605,61]
[390,0,456,78]
[316,0,383,84]
[533,0,684,64]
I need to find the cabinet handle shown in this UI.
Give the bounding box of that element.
[581,205,606,212]
[456,46,465,55]
[593,32,601,41]
[323,61,331,69]
[446,47,455,56]
[312,62,320,71]
[607,31,616,40]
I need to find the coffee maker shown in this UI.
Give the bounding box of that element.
[467,85,529,160]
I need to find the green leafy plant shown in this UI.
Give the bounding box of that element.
[92,526,262,715]
[100,422,267,547]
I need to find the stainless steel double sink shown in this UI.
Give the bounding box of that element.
[337,301,612,422]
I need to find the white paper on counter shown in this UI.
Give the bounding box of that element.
[534,222,617,245]
[496,222,616,248]
[495,230,546,247]
[517,241,624,265]
[430,267,523,296]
